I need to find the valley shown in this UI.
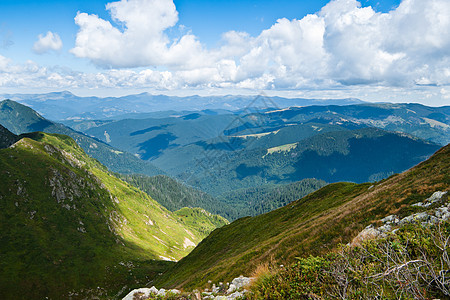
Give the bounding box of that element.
[2,0,449,298]
[0,95,448,299]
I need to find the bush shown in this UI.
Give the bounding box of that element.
[245,222,450,299]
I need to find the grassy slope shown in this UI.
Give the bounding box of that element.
[0,132,211,299]
[155,143,450,289]
[174,207,229,240]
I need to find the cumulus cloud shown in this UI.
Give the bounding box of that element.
[1,53,449,106]
[33,31,63,54]
[69,0,450,91]
[71,0,209,69]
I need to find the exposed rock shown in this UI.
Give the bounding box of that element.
[121,286,179,300]
[399,212,429,225]
[412,191,447,208]
[381,215,399,224]
[227,275,252,293]
[351,225,381,246]
[426,191,448,203]
[122,287,157,300]
[353,190,449,247]
[227,291,244,299]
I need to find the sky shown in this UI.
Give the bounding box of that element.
[0,0,449,106]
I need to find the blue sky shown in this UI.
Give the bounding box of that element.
[0,0,449,106]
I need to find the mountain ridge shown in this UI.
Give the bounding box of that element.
[1,92,365,120]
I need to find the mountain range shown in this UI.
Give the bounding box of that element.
[0,91,365,121]
[42,100,446,198]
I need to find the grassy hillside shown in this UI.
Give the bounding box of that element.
[0,132,221,299]
[155,143,449,290]
[246,221,450,299]
[0,99,164,176]
[174,207,229,239]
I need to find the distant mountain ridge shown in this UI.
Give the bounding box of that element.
[155,127,440,195]
[0,99,164,176]
[1,91,365,120]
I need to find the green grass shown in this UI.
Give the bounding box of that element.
[174,207,229,239]
[0,132,221,299]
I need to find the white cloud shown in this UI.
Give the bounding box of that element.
[33,31,63,54]
[71,0,209,69]
[69,0,450,92]
[0,0,447,105]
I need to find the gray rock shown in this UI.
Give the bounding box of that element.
[227,283,237,294]
[378,224,392,233]
[228,291,244,299]
[442,213,450,221]
[435,207,449,218]
[157,288,166,296]
[229,275,253,292]
[426,191,447,204]
[121,286,158,300]
[381,215,399,224]
[399,212,429,225]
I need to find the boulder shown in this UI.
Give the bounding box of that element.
[122,286,158,300]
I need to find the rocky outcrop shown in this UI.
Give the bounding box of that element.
[352,190,449,246]
[411,191,448,208]
[122,287,180,300]
[122,276,254,300]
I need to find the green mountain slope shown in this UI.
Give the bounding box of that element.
[155,143,449,290]
[173,207,229,240]
[0,132,221,299]
[0,99,164,176]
